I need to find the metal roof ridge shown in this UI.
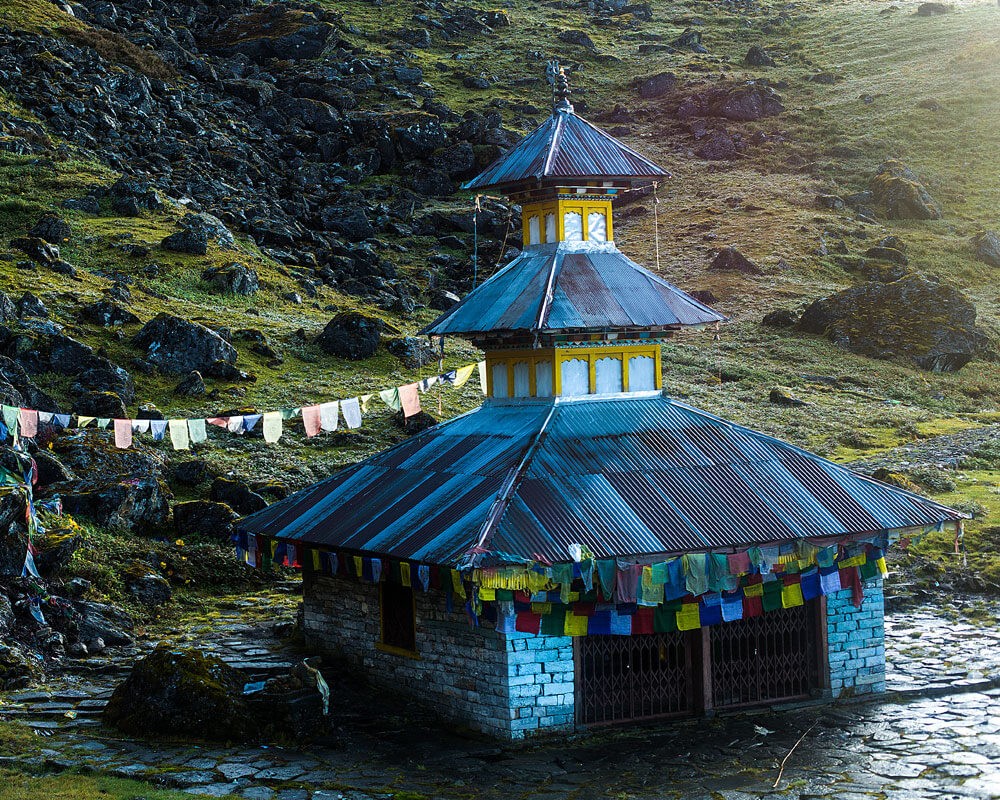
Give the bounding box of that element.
[540,110,565,178]
[534,248,564,333]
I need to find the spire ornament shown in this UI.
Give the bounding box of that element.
[546,59,573,114]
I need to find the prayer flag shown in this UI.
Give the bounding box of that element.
[280,407,300,421]
[398,383,421,418]
[800,569,821,601]
[341,397,362,429]
[743,594,763,618]
[540,606,566,635]
[77,416,95,429]
[639,565,664,606]
[168,419,190,450]
[379,388,401,411]
[477,360,487,394]
[451,569,466,599]
[353,555,363,577]
[596,559,617,599]
[781,581,804,609]
[762,581,783,612]
[97,418,110,429]
[38,411,53,424]
[819,568,841,595]
[609,610,632,635]
[359,394,373,414]
[226,416,245,434]
[18,409,38,438]
[262,411,282,443]
[676,602,701,631]
[615,563,642,604]
[113,419,132,449]
[150,419,168,441]
[498,603,516,634]
[699,599,722,627]
[683,553,709,595]
[400,562,411,587]
[417,376,439,393]
[722,593,744,622]
[727,550,751,575]
[654,601,679,632]
[417,564,430,591]
[302,405,322,437]
[319,402,339,432]
[633,607,654,634]
[243,414,262,433]
[132,419,151,433]
[207,417,228,428]
[188,418,207,444]
[54,414,71,427]
[515,612,541,634]
[452,363,476,388]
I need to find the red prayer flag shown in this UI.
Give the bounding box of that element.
[18,408,38,438]
[632,606,655,634]
[514,612,541,634]
[743,595,763,618]
[399,382,421,418]
[301,405,322,437]
[207,417,229,428]
[113,419,132,449]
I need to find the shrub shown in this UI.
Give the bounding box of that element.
[60,26,177,81]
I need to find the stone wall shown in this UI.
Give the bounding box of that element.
[301,571,576,738]
[825,576,886,697]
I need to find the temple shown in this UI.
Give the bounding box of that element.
[238,64,964,739]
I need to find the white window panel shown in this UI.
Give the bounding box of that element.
[544,213,556,243]
[492,362,509,398]
[512,361,531,397]
[560,358,589,396]
[588,211,607,243]
[628,355,656,391]
[535,360,554,397]
[563,211,583,242]
[595,356,623,394]
[528,216,540,245]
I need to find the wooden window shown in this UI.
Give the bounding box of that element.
[528,215,541,245]
[535,360,554,397]
[628,355,657,391]
[561,357,590,395]
[588,211,608,243]
[512,361,531,397]
[492,362,509,398]
[545,213,557,243]
[563,211,583,242]
[595,356,623,394]
[379,582,417,656]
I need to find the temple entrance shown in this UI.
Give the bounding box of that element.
[710,602,822,709]
[575,630,698,725]
[575,602,824,725]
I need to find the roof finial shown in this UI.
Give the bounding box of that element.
[546,59,573,115]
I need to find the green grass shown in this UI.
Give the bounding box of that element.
[0,770,226,800]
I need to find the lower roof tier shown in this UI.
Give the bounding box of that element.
[239,393,963,567]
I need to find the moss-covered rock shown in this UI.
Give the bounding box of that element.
[103,644,249,739]
[0,643,43,690]
[869,160,943,220]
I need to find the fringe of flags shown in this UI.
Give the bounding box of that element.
[0,361,486,452]
[236,529,906,637]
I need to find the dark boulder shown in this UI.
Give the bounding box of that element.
[17,292,48,318]
[864,246,908,265]
[745,45,776,67]
[709,247,763,275]
[73,390,127,419]
[387,336,439,369]
[73,600,134,647]
[972,231,1000,267]
[320,206,373,241]
[697,129,739,160]
[0,356,59,412]
[636,72,677,99]
[11,236,60,265]
[173,500,239,543]
[56,477,172,532]
[33,450,74,486]
[72,366,136,405]
[104,644,248,739]
[161,227,207,256]
[428,289,460,311]
[174,371,206,397]
[671,28,707,53]
[109,177,162,215]
[769,387,807,407]
[124,564,172,607]
[315,312,383,360]
[797,274,991,372]
[915,2,953,14]
[202,263,259,296]
[0,643,43,689]
[0,594,12,638]
[29,214,72,244]
[210,477,267,516]
[678,82,784,121]
[0,489,29,577]
[558,29,596,50]
[762,309,799,328]
[133,314,238,374]
[201,5,335,62]
[172,459,210,487]
[80,300,140,327]
[869,160,942,220]
[0,291,15,322]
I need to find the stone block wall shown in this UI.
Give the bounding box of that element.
[301,571,577,738]
[825,576,886,698]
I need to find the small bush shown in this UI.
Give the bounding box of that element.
[909,467,958,494]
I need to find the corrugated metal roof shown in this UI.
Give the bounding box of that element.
[463,110,668,191]
[419,244,724,338]
[239,394,964,566]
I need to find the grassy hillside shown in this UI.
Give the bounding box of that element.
[2,0,999,588]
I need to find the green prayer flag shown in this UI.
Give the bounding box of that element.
[654,602,678,633]
[539,606,567,636]
[762,583,783,612]
[496,589,514,603]
[281,407,301,421]
[859,557,879,581]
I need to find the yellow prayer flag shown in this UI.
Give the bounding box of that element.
[451,569,466,599]
[400,562,411,587]
[353,556,363,577]
[531,602,552,615]
[676,602,702,631]
[781,582,804,608]
[478,587,496,601]
[262,411,282,444]
[452,363,476,389]
[839,554,866,569]
[77,416,95,428]
[564,610,589,637]
[270,539,278,557]
[876,557,888,578]
[360,394,374,413]
[743,582,764,598]
[311,550,321,570]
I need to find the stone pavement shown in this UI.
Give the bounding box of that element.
[2,594,999,800]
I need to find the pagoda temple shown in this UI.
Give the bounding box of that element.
[238,65,963,739]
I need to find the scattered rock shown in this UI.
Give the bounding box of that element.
[0,643,43,689]
[709,247,763,275]
[869,160,942,220]
[73,600,134,646]
[769,387,807,407]
[864,246,908,265]
[917,98,943,111]
[871,468,922,493]
[133,314,238,374]
[162,228,207,256]
[697,129,739,161]
[174,500,239,544]
[79,300,140,327]
[315,312,383,360]
[16,291,48,318]
[558,29,596,50]
[125,565,172,607]
[972,231,1000,267]
[636,71,677,99]
[10,236,60,265]
[762,309,799,328]
[745,45,776,67]
[0,483,29,576]
[677,81,784,121]
[28,214,71,244]
[174,371,207,397]
[73,390,127,419]
[172,459,210,487]
[210,477,267,516]
[797,274,991,371]
[0,594,11,638]
[320,206,373,242]
[104,644,250,739]
[428,289,460,311]
[202,263,259,296]
[386,336,439,369]
[915,2,953,15]
[671,28,707,53]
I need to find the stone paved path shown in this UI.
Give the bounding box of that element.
[2,593,999,800]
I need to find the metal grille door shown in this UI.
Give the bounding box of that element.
[710,603,819,708]
[576,632,694,725]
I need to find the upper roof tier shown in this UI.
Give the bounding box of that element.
[418,242,725,344]
[462,107,668,194]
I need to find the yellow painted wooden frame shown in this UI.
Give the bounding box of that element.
[486,348,556,397]
[486,344,660,396]
[521,198,614,245]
